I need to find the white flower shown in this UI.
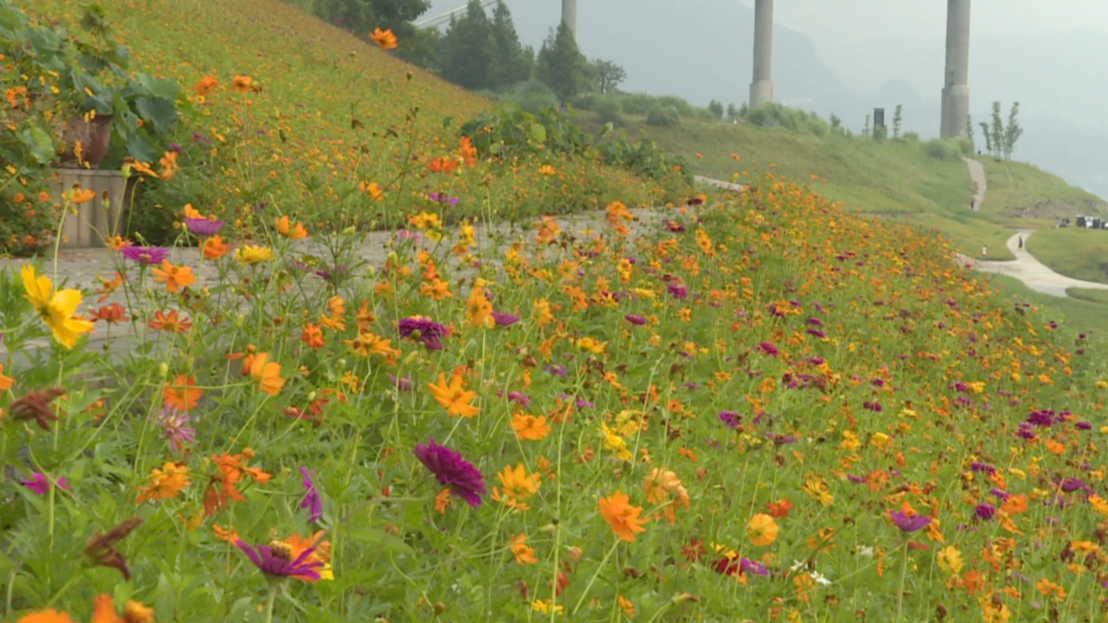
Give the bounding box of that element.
[790,560,807,572]
[857,545,875,558]
[809,571,832,586]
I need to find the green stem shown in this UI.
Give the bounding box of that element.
[896,542,909,622]
[264,580,279,623]
[572,539,620,616]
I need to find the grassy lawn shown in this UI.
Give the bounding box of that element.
[1027,228,1108,284]
[986,273,1108,339]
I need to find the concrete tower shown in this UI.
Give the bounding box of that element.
[940,0,971,138]
[562,0,577,38]
[749,0,774,108]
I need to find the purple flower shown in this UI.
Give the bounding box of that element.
[740,557,769,577]
[156,406,196,452]
[300,467,322,523]
[236,540,323,581]
[969,462,996,475]
[758,342,779,357]
[889,510,932,533]
[1076,421,1092,431]
[625,314,647,326]
[185,218,223,236]
[975,504,996,521]
[388,374,413,391]
[399,317,449,350]
[413,439,486,508]
[507,391,530,409]
[667,283,687,299]
[719,410,740,429]
[490,311,520,327]
[807,328,826,339]
[24,472,69,496]
[428,192,459,206]
[545,364,567,378]
[120,246,169,265]
[1027,410,1054,427]
[1060,477,1087,493]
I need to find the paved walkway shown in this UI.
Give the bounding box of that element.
[969,230,1108,297]
[963,158,987,211]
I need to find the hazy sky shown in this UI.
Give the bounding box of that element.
[749,0,1108,37]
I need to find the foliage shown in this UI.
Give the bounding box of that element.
[589,59,626,95]
[460,102,592,160]
[707,100,724,120]
[922,138,962,162]
[892,104,902,139]
[488,0,532,89]
[535,21,587,104]
[744,103,829,137]
[597,128,691,184]
[436,0,497,91]
[645,104,680,127]
[593,95,623,125]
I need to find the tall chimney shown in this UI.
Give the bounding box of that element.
[940,0,971,138]
[749,0,774,108]
[562,0,577,38]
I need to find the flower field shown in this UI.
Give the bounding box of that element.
[3,172,1108,622]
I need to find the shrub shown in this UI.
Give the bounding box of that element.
[745,104,829,137]
[617,93,656,116]
[594,95,623,125]
[646,105,681,127]
[922,138,962,161]
[904,132,921,142]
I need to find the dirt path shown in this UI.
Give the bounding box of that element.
[968,230,1108,297]
[963,158,987,211]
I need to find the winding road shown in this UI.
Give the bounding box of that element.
[971,230,1108,297]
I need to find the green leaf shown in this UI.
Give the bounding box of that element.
[344,526,412,554]
[24,126,55,164]
[442,115,453,129]
[134,96,177,135]
[136,73,179,101]
[530,123,547,144]
[123,129,158,163]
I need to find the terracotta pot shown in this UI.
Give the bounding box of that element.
[59,114,113,168]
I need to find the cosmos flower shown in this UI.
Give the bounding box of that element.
[300,466,323,523]
[370,27,398,50]
[427,370,479,417]
[598,490,647,542]
[24,472,70,496]
[156,405,196,451]
[889,510,932,533]
[21,266,94,349]
[236,540,323,581]
[413,439,486,508]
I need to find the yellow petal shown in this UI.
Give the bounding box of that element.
[51,288,83,317]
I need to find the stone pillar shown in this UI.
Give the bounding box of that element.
[749,0,774,109]
[562,0,577,38]
[940,0,971,138]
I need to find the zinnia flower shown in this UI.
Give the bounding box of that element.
[185,218,223,236]
[120,246,169,265]
[413,439,486,508]
[490,311,520,327]
[21,266,94,349]
[625,314,647,326]
[399,317,449,350]
[236,540,323,581]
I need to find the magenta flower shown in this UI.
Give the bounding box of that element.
[300,466,323,523]
[740,557,769,577]
[889,510,932,533]
[120,246,169,265]
[388,374,413,391]
[490,311,520,327]
[156,406,195,452]
[625,314,646,326]
[719,411,740,429]
[185,218,223,236]
[24,472,70,496]
[758,342,779,357]
[398,317,449,350]
[413,438,486,508]
[667,283,688,299]
[975,504,996,521]
[236,540,323,581]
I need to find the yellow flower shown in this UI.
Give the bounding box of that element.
[538,165,555,176]
[234,245,274,265]
[136,462,190,503]
[577,337,606,355]
[747,513,778,546]
[871,432,892,449]
[511,414,551,441]
[643,468,689,523]
[428,370,479,417]
[937,546,964,575]
[21,265,94,349]
[492,464,540,510]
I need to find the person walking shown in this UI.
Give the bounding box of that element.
[1018,235,1023,249]
[982,245,987,260]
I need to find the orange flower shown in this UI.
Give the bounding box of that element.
[370,27,398,50]
[90,303,128,325]
[193,76,219,96]
[248,352,285,396]
[466,286,492,327]
[538,165,555,176]
[232,74,253,92]
[1001,494,1028,515]
[275,215,308,239]
[66,187,96,205]
[598,490,647,542]
[152,260,195,293]
[747,513,779,546]
[643,469,689,523]
[360,180,385,201]
[767,497,793,518]
[158,150,179,181]
[428,370,479,417]
[164,375,201,411]
[460,136,477,167]
[0,363,13,392]
[17,609,78,623]
[509,534,538,564]
[148,310,191,333]
[511,414,551,441]
[202,235,229,259]
[136,462,190,503]
[128,160,159,178]
[301,323,324,349]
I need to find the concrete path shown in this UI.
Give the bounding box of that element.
[963,158,986,211]
[969,230,1108,297]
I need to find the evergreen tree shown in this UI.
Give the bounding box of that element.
[966,114,974,151]
[707,100,724,120]
[536,21,587,103]
[863,113,871,136]
[726,103,737,119]
[990,101,1004,158]
[980,121,993,156]
[488,1,531,90]
[892,105,902,139]
[1003,102,1023,160]
[437,0,496,91]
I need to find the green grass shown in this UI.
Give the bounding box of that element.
[1027,227,1108,284]
[985,273,1108,339]
[582,114,1106,267]
[1069,287,1108,305]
